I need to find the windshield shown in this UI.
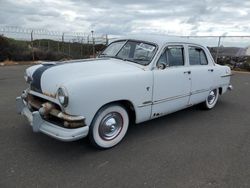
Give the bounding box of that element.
[100,40,157,66]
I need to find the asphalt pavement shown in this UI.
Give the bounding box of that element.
[0,65,249,188]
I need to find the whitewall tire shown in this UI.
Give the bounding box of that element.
[89,104,129,149]
[202,88,219,110]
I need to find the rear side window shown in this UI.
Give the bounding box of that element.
[157,46,185,67]
[188,46,208,65]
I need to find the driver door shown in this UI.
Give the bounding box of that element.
[152,44,191,118]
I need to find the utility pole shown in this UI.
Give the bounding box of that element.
[81,38,83,58]
[105,34,108,46]
[215,36,221,63]
[62,33,64,53]
[91,30,95,57]
[57,41,60,53]
[69,40,71,56]
[87,35,90,57]
[31,30,35,61]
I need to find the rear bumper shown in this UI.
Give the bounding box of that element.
[16,96,89,141]
[228,84,233,91]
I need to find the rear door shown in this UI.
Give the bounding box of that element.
[152,44,191,118]
[188,45,214,105]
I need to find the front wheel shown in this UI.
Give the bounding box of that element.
[201,88,219,110]
[89,104,129,149]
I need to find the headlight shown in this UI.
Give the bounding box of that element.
[57,87,69,107]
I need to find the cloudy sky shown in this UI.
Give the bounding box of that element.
[0,0,250,36]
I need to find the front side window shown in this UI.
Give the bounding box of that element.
[100,40,157,66]
[157,45,185,68]
[188,46,208,65]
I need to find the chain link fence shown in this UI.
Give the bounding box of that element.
[0,27,250,71]
[0,26,108,61]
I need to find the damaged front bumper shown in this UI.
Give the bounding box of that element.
[16,93,89,141]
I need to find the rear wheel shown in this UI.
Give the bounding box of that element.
[89,104,129,149]
[202,88,219,110]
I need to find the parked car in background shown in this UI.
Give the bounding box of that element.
[16,35,233,149]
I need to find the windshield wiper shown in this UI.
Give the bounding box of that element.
[123,58,138,63]
[109,56,145,65]
[109,56,126,61]
[99,53,108,57]
[112,56,137,63]
[132,58,148,61]
[99,53,121,58]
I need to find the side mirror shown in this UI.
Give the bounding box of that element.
[157,63,167,70]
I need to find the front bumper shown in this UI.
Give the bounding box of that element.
[16,96,89,141]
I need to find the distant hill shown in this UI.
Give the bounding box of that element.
[0,35,106,62]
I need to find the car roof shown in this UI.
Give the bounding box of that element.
[114,34,204,48]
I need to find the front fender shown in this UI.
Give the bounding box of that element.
[64,71,153,126]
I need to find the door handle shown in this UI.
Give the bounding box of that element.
[208,69,214,72]
[184,71,191,74]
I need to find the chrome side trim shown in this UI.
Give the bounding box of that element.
[191,89,210,95]
[221,74,233,78]
[138,102,153,108]
[154,93,190,104]
[142,101,153,105]
[138,88,212,108]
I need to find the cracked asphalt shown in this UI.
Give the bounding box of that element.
[0,65,249,188]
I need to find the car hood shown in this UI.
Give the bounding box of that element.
[27,58,143,95]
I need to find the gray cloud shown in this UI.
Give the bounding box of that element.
[0,0,249,36]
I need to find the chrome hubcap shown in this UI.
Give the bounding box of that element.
[99,112,123,140]
[207,89,217,105]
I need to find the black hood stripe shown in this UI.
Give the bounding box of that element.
[30,58,109,93]
[30,64,56,93]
